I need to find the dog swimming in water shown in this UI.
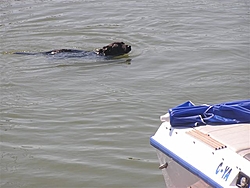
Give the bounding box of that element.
[14,42,131,58]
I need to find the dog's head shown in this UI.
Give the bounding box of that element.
[96,42,131,56]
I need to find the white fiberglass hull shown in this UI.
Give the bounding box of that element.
[150,115,250,188]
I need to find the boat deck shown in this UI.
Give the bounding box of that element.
[197,124,250,160]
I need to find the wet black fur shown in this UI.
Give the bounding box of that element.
[14,42,131,58]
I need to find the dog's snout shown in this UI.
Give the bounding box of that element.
[126,45,131,52]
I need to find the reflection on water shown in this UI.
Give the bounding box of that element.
[1,0,249,187]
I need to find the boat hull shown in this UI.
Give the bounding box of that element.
[150,120,250,187]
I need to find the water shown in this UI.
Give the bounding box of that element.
[0,0,249,187]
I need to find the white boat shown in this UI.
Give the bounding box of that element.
[150,100,250,188]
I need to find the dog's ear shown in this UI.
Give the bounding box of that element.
[95,48,104,55]
[102,46,112,56]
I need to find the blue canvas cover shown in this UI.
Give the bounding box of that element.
[169,100,250,127]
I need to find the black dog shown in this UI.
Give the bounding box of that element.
[14,42,131,58]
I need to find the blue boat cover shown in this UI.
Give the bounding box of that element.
[169,100,250,127]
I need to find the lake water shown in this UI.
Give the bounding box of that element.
[1,0,249,187]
